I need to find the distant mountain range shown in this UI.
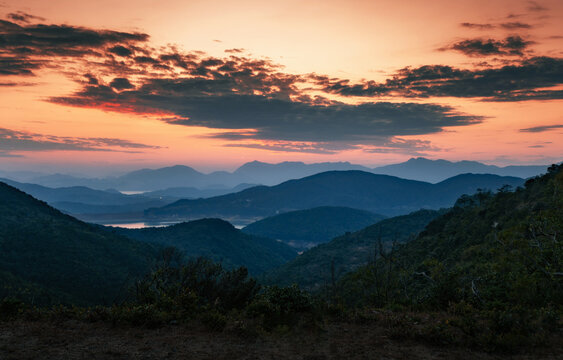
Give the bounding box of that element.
[145,171,526,220]
[1,158,550,191]
[372,157,548,183]
[0,178,255,221]
[242,206,386,249]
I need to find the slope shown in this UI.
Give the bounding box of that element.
[114,218,298,275]
[242,206,385,249]
[263,209,444,291]
[145,171,524,220]
[0,181,157,306]
[339,164,562,309]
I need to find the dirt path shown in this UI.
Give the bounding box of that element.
[0,320,560,360]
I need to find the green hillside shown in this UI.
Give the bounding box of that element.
[0,181,158,306]
[242,206,385,249]
[339,164,563,310]
[114,218,298,275]
[263,209,443,290]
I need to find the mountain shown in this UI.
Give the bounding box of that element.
[0,178,172,216]
[112,165,208,191]
[142,183,257,201]
[22,161,371,190]
[113,218,297,275]
[11,158,549,191]
[145,171,525,221]
[372,157,549,183]
[242,206,386,249]
[0,181,157,306]
[262,209,443,291]
[338,164,562,309]
[231,160,371,186]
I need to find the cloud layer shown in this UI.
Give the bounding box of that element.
[0,8,562,156]
[0,127,161,156]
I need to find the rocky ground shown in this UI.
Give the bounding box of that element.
[1,319,561,360]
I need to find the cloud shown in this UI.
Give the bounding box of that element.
[315,56,563,101]
[0,17,149,75]
[527,1,548,12]
[50,75,483,144]
[6,11,45,23]
[0,57,44,76]
[0,127,161,156]
[500,22,532,30]
[0,81,38,86]
[447,36,533,56]
[461,22,495,30]
[109,77,134,90]
[108,45,133,57]
[520,124,563,132]
[223,141,355,154]
[225,48,244,53]
[362,138,442,156]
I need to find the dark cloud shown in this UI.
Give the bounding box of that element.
[363,138,441,156]
[225,48,244,53]
[500,22,532,30]
[527,1,547,12]
[109,77,134,90]
[316,56,563,101]
[223,141,354,155]
[0,127,161,155]
[461,22,495,30]
[0,57,43,75]
[0,20,148,54]
[6,11,45,23]
[0,81,38,86]
[519,124,563,132]
[49,74,482,144]
[108,45,133,57]
[448,36,533,56]
[0,17,149,75]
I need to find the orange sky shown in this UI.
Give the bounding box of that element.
[1,0,562,174]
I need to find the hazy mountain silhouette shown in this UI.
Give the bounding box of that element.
[372,157,548,183]
[10,158,548,191]
[0,178,172,215]
[145,171,525,220]
[242,206,385,249]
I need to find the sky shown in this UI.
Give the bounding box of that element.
[0,0,562,174]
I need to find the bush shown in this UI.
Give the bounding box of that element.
[246,284,315,330]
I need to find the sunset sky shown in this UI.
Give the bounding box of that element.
[1,0,562,175]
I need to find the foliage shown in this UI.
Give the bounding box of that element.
[115,218,297,275]
[246,284,317,330]
[263,209,444,291]
[134,251,259,317]
[336,164,563,349]
[242,206,385,249]
[0,181,158,306]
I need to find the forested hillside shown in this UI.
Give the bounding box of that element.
[114,219,297,275]
[0,182,158,306]
[264,209,444,290]
[242,206,385,249]
[339,164,562,310]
